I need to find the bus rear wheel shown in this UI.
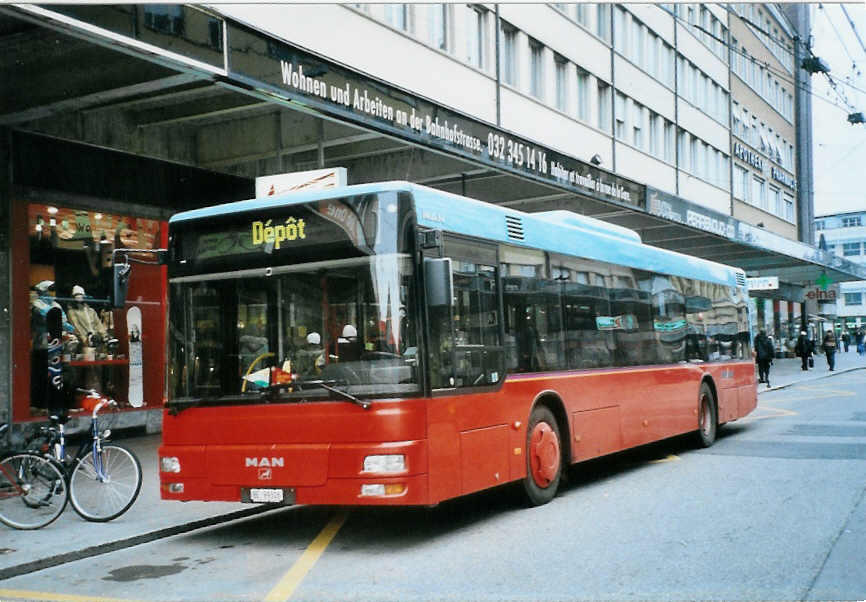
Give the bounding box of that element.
[522,406,562,506]
[696,382,718,448]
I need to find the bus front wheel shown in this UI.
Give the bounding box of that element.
[696,382,718,448]
[522,405,562,506]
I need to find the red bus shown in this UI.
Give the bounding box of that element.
[134,182,756,507]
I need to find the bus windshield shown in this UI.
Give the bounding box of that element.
[169,254,419,401]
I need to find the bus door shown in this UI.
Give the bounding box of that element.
[423,235,507,496]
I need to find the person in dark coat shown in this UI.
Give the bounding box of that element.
[822,330,837,371]
[754,329,774,386]
[842,331,850,352]
[795,330,811,371]
[857,329,866,356]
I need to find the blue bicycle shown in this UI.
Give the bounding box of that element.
[27,391,142,522]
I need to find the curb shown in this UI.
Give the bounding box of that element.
[758,366,865,394]
[0,505,283,581]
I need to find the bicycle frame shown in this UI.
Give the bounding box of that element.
[33,395,115,483]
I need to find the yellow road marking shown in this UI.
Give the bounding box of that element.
[264,511,348,602]
[792,385,856,396]
[649,454,680,464]
[0,589,140,602]
[744,404,799,421]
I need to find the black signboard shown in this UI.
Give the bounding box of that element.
[225,22,644,210]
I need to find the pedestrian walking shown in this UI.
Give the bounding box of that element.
[754,329,774,387]
[822,330,837,371]
[842,331,850,352]
[795,330,812,371]
[857,328,866,356]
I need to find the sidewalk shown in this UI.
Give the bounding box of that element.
[3,354,865,582]
[757,348,866,393]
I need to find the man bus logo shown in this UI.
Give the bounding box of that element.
[258,468,272,480]
[245,457,285,468]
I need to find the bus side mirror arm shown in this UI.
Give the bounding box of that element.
[111,248,168,308]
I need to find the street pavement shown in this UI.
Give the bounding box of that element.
[2,351,865,583]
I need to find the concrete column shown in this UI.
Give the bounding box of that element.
[0,128,10,432]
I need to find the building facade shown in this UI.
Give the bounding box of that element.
[1,3,863,432]
[815,211,866,333]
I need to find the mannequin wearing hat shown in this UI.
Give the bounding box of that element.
[67,285,109,359]
[30,280,75,349]
[30,280,75,411]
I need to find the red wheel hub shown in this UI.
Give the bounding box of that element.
[529,422,560,487]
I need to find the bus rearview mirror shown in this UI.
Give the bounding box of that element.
[424,258,453,307]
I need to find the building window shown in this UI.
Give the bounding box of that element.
[384,4,409,31]
[575,4,588,27]
[843,242,861,256]
[465,5,486,68]
[663,120,674,162]
[597,82,611,131]
[429,4,448,51]
[771,185,782,216]
[596,4,611,41]
[815,220,825,230]
[500,21,517,86]
[649,112,659,156]
[784,194,794,221]
[615,92,627,140]
[633,102,644,149]
[614,6,627,55]
[529,38,544,99]
[845,293,863,306]
[689,136,698,173]
[842,216,862,227]
[555,56,568,111]
[576,69,589,121]
[733,165,747,200]
[752,176,766,209]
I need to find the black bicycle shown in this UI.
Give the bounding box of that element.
[26,391,142,522]
[0,423,69,530]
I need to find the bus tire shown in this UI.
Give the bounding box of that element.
[522,405,562,506]
[696,382,717,448]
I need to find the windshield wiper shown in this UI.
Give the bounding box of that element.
[292,379,371,410]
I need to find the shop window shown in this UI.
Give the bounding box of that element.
[25,203,163,417]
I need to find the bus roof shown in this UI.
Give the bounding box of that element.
[171,181,744,288]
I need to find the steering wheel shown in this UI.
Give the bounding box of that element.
[241,352,274,392]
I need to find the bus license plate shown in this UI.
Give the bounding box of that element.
[249,488,284,503]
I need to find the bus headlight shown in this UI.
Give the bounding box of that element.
[160,456,181,473]
[363,454,405,473]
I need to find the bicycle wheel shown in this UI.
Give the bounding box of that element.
[69,443,142,522]
[0,453,68,530]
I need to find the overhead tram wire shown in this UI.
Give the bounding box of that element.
[839,5,866,65]
[819,3,860,68]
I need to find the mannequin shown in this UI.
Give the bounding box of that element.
[30,280,75,411]
[67,285,109,357]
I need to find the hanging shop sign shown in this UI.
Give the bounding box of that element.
[747,277,779,291]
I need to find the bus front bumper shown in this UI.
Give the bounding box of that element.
[158,440,430,506]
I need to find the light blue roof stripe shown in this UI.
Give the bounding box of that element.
[171,181,741,288]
